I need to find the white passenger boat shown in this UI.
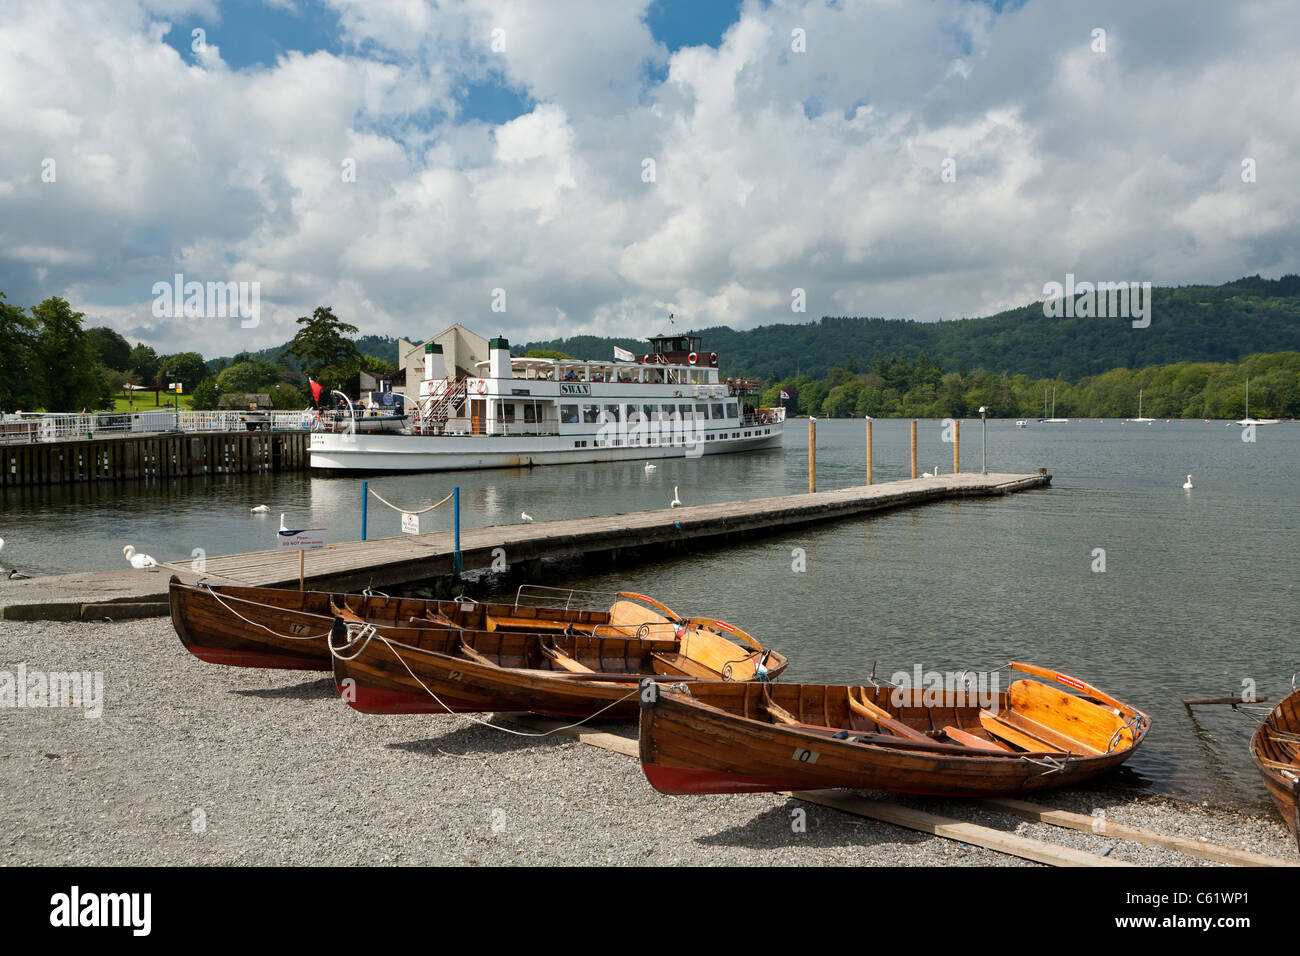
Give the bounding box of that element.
[310,332,785,472]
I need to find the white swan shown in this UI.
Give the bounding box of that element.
[670,486,682,508]
[644,461,656,472]
[250,505,270,514]
[279,513,288,532]
[122,545,157,569]
[520,511,533,523]
[1182,474,1194,490]
[922,465,939,478]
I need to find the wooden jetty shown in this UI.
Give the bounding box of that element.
[0,430,309,487]
[0,470,1049,621]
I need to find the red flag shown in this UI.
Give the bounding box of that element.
[309,378,323,403]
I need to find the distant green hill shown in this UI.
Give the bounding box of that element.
[207,334,404,373]
[519,275,1300,382]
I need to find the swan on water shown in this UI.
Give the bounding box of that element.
[279,513,289,532]
[922,465,939,478]
[520,511,534,523]
[644,461,656,472]
[123,545,157,569]
[0,538,25,578]
[671,486,682,508]
[250,505,270,514]
[1183,474,1194,489]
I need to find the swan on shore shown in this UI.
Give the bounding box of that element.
[122,545,157,570]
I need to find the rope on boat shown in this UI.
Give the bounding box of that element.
[367,487,455,516]
[202,584,332,641]
[1018,754,1071,775]
[329,619,642,738]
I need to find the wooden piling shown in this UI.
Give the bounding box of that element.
[808,419,817,493]
[866,419,873,486]
[953,420,960,474]
[910,421,917,479]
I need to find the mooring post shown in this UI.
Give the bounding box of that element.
[910,420,918,478]
[453,485,462,572]
[808,419,817,493]
[953,420,960,474]
[361,480,368,541]
[866,419,873,485]
[298,550,305,591]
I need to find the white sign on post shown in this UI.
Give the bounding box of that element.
[277,528,326,551]
[401,513,420,535]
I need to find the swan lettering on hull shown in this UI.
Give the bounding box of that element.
[311,327,785,473]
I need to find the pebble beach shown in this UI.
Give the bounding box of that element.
[2,617,1294,867]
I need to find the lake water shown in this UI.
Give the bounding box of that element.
[3,417,1296,807]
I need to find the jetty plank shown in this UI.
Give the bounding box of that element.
[0,471,1048,620]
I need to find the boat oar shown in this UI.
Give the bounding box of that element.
[1180,695,1268,706]
[617,591,681,622]
[846,687,934,743]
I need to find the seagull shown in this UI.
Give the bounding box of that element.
[122,545,157,570]
[1182,474,1194,490]
[644,461,657,472]
[250,505,270,514]
[520,511,533,523]
[671,486,682,508]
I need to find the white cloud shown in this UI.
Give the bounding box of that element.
[0,0,1298,360]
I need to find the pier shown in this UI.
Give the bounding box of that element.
[0,430,310,487]
[0,470,1049,621]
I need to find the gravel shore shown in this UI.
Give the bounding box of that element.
[2,617,1294,866]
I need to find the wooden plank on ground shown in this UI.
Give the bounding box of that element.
[788,790,1130,867]
[979,797,1299,868]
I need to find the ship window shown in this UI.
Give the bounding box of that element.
[727,403,738,418]
[711,403,725,419]
[603,404,621,421]
[499,403,515,422]
[678,404,692,417]
[642,404,657,420]
[561,404,579,424]
[523,403,537,423]
[694,404,707,420]
[583,404,599,423]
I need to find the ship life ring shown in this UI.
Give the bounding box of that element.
[688,352,698,365]
[309,413,323,432]
[475,381,486,395]
[709,352,718,366]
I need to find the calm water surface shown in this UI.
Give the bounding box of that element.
[3,418,1296,807]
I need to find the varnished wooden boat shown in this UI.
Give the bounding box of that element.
[1250,685,1300,851]
[167,577,785,681]
[328,598,784,719]
[639,663,1150,797]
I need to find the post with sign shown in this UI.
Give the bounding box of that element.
[278,526,326,590]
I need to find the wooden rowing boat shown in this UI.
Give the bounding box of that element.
[1250,685,1300,851]
[167,577,786,683]
[639,663,1150,797]
[328,601,783,718]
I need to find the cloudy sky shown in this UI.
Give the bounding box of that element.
[1,0,1297,357]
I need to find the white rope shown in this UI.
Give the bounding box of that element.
[355,629,641,737]
[367,487,455,515]
[202,584,333,640]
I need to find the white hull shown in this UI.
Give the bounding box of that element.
[311,427,782,472]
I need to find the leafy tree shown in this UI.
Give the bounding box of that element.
[86,326,132,371]
[217,359,282,393]
[189,378,220,410]
[0,292,43,411]
[525,349,572,360]
[267,382,308,409]
[31,296,100,411]
[286,306,359,379]
[128,343,159,383]
[157,352,210,393]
